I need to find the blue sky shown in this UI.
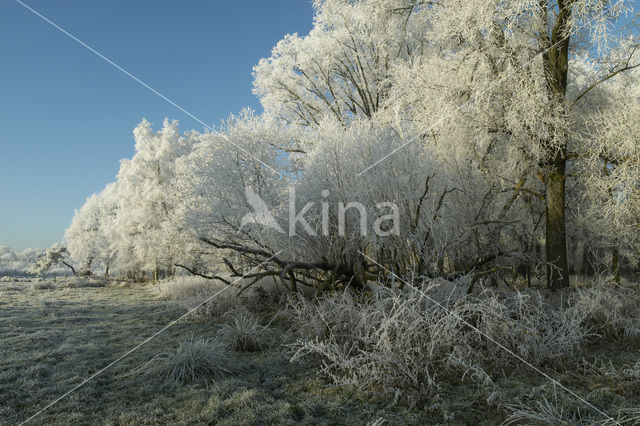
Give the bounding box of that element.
[0,0,314,250]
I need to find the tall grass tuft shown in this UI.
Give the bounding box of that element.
[218,310,265,352]
[135,335,234,387]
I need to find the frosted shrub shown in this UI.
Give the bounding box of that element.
[287,282,592,404]
[569,283,640,340]
[156,275,221,300]
[503,393,640,425]
[32,281,56,290]
[156,275,281,316]
[287,117,514,286]
[135,335,233,387]
[58,277,108,288]
[288,287,440,403]
[156,276,239,317]
[576,358,620,378]
[473,291,590,364]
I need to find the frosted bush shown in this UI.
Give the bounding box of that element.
[58,277,108,288]
[474,291,590,364]
[156,276,237,316]
[577,357,640,387]
[287,282,599,404]
[569,282,640,340]
[156,275,282,316]
[32,281,56,290]
[504,393,640,426]
[156,275,223,300]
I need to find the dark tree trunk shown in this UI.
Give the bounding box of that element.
[611,247,620,283]
[288,270,297,293]
[61,261,77,276]
[541,0,572,290]
[545,168,569,289]
[582,245,595,276]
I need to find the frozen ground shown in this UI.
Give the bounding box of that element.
[0,279,432,425]
[1,278,639,425]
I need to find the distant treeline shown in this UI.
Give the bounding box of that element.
[0,246,68,277]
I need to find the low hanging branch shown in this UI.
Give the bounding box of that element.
[466,266,513,295]
[199,236,362,291]
[174,263,232,286]
[420,251,507,283]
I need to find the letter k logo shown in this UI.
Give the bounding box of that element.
[240,187,285,234]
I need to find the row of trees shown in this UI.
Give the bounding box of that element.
[60,0,639,290]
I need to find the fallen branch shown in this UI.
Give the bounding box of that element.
[200,236,358,291]
[174,264,232,286]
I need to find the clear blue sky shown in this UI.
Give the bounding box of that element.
[0,0,314,251]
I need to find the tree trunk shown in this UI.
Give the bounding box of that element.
[288,270,297,293]
[582,245,595,276]
[61,261,77,277]
[611,247,620,283]
[567,238,577,275]
[541,0,572,290]
[545,168,569,290]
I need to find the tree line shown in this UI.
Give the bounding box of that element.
[48,0,639,291]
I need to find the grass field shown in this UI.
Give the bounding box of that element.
[1,279,639,425]
[0,280,434,425]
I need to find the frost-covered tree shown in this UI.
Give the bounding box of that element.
[172,110,290,281]
[31,246,77,276]
[387,0,639,289]
[574,63,640,280]
[253,0,428,129]
[65,183,119,278]
[110,118,199,279]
